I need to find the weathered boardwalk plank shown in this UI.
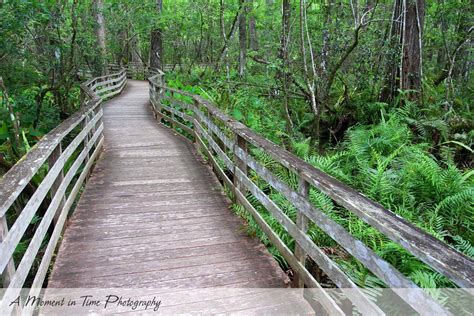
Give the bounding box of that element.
[48,80,293,292]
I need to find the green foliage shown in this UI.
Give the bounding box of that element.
[202,76,473,294]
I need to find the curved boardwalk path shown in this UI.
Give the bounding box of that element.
[48,81,298,294]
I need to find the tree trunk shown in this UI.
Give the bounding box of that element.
[277,0,293,132]
[238,0,247,77]
[248,1,258,51]
[219,0,230,81]
[299,0,319,145]
[131,35,142,66]
[400,0,425,101]
[94,0,108,75]
[216,7,240,70]
[150,0,163,70]
[278,0,291,73]
[380,0,424,103]
[380,0,403,103]
[321,1,332,77]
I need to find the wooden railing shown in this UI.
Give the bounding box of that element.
[148,73,474,315]
[0,69,126,314]
[109,63,162,79]
[109,63,210,79]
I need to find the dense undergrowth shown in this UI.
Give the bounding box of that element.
[164,69,473,295]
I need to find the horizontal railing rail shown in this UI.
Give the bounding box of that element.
[148,73,473,315]
[109,63,163,79]
[110,63,209,79]
[0,69,126,315]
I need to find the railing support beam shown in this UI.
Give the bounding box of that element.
[193,99,201,152]
[48,143,66,225]
[233,134,248,201]
[0,216,16,288]
[294,177,309,288]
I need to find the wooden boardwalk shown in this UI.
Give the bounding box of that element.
[48,80,291,289]
[2,71,470,315]
[3,69,470,315]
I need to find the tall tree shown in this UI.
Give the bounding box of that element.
[216,2,240,71]
[130,35,142,66]
[238,0,247,77]
[219,0,230,79]
[277,0,293,131]
[400,0,425,101]
[299,0,319,142]
[94,0,108,75]
[150,0,163,70]
[381,0,425,103]
[380,0,403,103]
[248,0,258,51]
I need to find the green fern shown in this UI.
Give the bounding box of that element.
[452,236,474,257]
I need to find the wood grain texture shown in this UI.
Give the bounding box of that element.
[48,80,292,292]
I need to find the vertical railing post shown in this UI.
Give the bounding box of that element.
[48,143,66,225]
[294,177,326,313]
[151,84,156,118]
[90,104,98,141]
[120,70,126,93]
[212,119,225,154]
[156,85,163,123]
[193,99,200,147]
[83,114,91,164]
[107,75,112,93]
[0,216,16,288]
[294,177,309,287]
[1,216,20,315]
[170,91,176,130]
[206,110,218,172]
[233,133,248,201]
[80,88,85,106]
[149,80,156,119]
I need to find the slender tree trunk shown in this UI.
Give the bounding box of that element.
[400,0,425,101]
[436,33,472,84]
[215,4,241,70]
[248,1,258,51]
[119,29,128,65]
[436,0,447,67]
[238,0,247,77]
[131,35,142,66]
[277,0,293,132]
[380,0,403,102]
[299,0,319,145]
[219,0,230,82]
[350,0,359,28]
[197,12,204,62]
[380,0,424,103]
[94,0,108,75]
[321,1,332,77]
[150,0,163,70]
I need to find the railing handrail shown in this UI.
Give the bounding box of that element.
[148,73,473,315]
[193,91,474,287]
[0,69,127,315]
[0,69,126,217]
